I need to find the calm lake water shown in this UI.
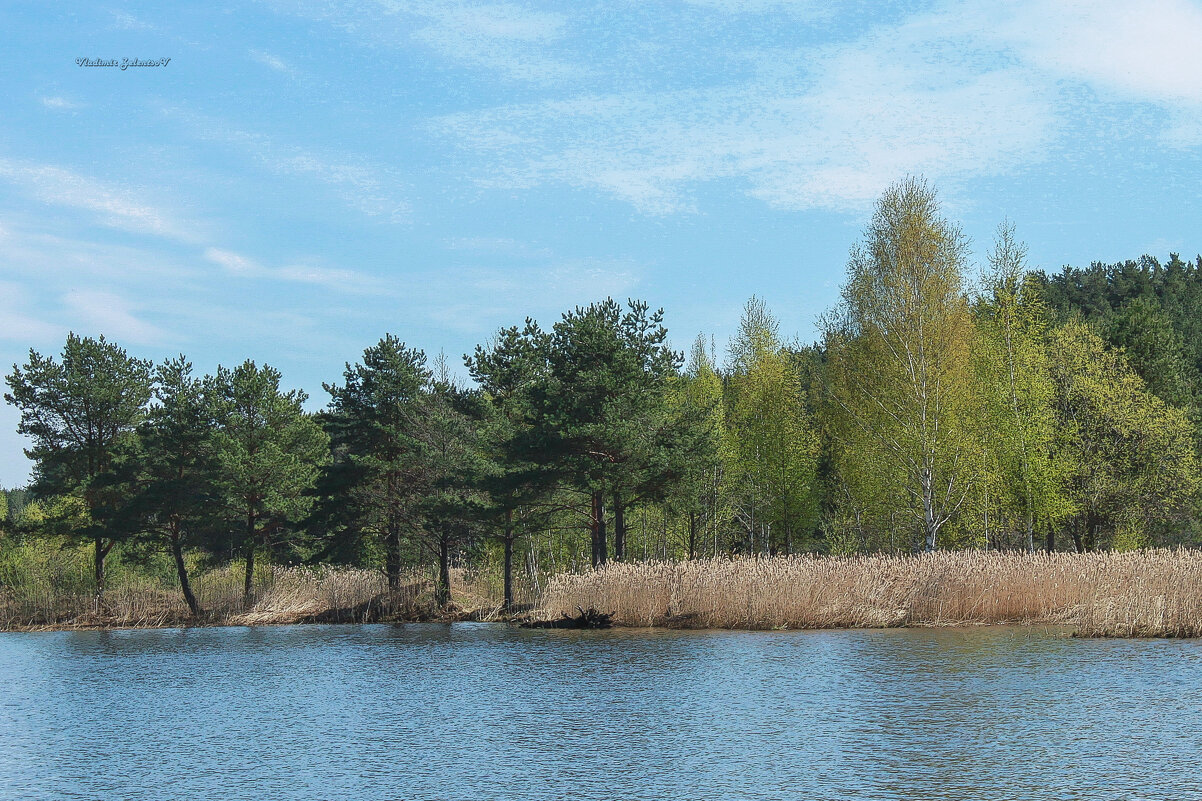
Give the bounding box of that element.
[1,624,1201,800]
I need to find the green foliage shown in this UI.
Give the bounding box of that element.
[4,334,152,594]
[519,298,691,564]
[1047,320,1200,550]
[6,183,1202,617]
[967,222,1072,551]
[725,298,820,554]
[210,360,329,597]
[318,336,431,579]
[823,177,975,552]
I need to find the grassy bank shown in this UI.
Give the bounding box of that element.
[10,548,1202,637]
[0,552,510,630]
[537,550,1202,637]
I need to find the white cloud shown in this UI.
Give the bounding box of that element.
[39,96,84,110]
[681,0,826,13]
[250,50,295,76]
[109,10,154,31]
[203,247,383,292]
[62,289,167,346]
[435,37,1055,214]
[426,0,1202,214]
[979,0,1202,147]
[0,158,200,241]
[444,236,552,259]
[997,0,1202,105]
[274,0,579,84]
[165,109,411,222]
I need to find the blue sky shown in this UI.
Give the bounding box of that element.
[2,0,1201,486]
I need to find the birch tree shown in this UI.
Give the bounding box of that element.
[823,178,975,552]
[726,299,820,554]
[974,222,1071,551]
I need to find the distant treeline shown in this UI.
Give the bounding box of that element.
[3,178,1200,618]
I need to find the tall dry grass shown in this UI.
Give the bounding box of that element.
[537,550,1202,637]
[0,561,433,630]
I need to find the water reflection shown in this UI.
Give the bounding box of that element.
[1,624,1199,800]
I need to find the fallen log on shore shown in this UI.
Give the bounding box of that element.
[522,606,613,629]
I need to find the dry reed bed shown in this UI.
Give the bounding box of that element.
[0,565,429,630]
[538,550,1202,637]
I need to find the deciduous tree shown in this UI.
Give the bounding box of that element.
[824,178,975,552]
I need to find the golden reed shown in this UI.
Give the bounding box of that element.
[537,550,1202,637]
[0,565,429,629]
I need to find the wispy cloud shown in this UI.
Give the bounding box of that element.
[62,289,167,346]
[203,247,384,293]
[0,158,201,241]
[273,0,580,84]
[408,2,578,83]
[997,0,1202,105]
[429,0,1202,215]
[980,0,1202,147]
[435,45,1054,213]
[164,108,410,222]
[109,10,154,31]
[444,236,553,259]
[249,50,298,78]
[39,96,84,111]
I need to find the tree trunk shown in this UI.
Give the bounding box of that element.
[502,509,514,611]
[170,523,200,618]
[242,511,256,609]
[1084,512,1100,552]
[612,492,626,562]
[688,512,697,560]
[93,537,107,610]
[921,466,938,553]
[1046,525,1055,553]
[243,545,255,610]
[436,534,452,608]
[1025,507,1035,554]
[385,521,401,591]
[1070,525,1084,554]
[590,491,607,567]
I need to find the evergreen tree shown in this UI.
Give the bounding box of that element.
[523,299,684,566]
[121,357,217,616]
[412,373,488,608]
[466,323,548,608]
[4,334,152,601]
[210,361,328,607]
[319,336,431,588]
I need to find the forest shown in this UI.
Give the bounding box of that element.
[2,178,1200,623]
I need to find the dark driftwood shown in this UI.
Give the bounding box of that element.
[522,606,614,629]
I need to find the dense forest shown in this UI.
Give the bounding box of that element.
[3,178,1200,615]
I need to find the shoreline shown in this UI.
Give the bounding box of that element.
[0,616,1120,639]
[7,550,1202,638]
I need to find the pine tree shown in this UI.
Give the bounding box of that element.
[319,336,431,589]
[210,361,328,607]
[4,334,152,602]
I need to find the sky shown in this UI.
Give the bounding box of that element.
[1,0,1201,486]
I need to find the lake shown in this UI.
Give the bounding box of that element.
[1,624,1199,800]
